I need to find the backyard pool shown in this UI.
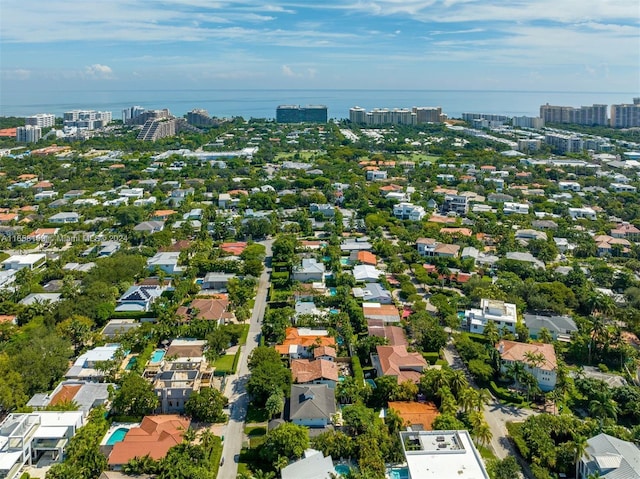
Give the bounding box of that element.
[340,258,351,265]
[389,467,410,479]
[124,356,137,370]
[329,288,337,296]
[335,464,350,476]
[150,349,166,363]
[106,428,129,446]
[330,308,340,314]
[195,278,203,285]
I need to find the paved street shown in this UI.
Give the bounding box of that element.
[218,239,272,479]
[442,342,537,478]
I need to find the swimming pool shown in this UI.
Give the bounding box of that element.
[330,308,340,314]
[195,278,203,285]
[106,427,129,446]
[150,349,166,363]
[335,464,350,476]
[389,467,409,479]
[124,356,137,370]
[340,258,351,265]
[329,287,337,296]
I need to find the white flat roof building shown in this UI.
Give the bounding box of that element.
[401,430,490,479]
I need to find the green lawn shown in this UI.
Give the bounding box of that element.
[213,354,235,373]
[244,426,267,437]
[239,324,250,345]
[246,404,270,423]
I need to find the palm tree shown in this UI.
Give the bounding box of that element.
[505,361,526,386]
[573,434,589,479]
[448,370,468,397]
[538,327,553,344]
[523,351,546,371]
[589,393,618,428]
[458,388,478,413]
[483,320,500,346]
[472,421,492,447]
[475,388,492,411]
[252,470,276,479]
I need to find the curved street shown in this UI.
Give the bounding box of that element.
[218,239,272,479]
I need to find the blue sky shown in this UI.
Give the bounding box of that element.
[1,0,639,92]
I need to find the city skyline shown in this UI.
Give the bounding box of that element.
[1,0,639,95]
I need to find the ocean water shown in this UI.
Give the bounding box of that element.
[0,89,636,120]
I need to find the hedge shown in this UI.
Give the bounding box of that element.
[489,381,524,403]
[422,352,440,365]
[352,356,365,385]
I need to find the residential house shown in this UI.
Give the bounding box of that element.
[363,303,400,323]
[289,385,336,428]
[294,301,328,323]
[152,210,177,221]
[594,235,631,257]
[568,207,597,220]
[393,202,426,221]
[107,416,191,470]
[366,170,388,181]
[367,320,408,346]
[532,219,559,230]
[497,340,557,391]
[0,213,18,223]
[26,381,112,417]
[352,264,384,282]
[293,258,326,282]
[372,345,428,384]
[218,193,232,208]
[65,344,121,381]
[168,188,194,206]
[524,313,578,342]
[147,252,183,275]
[515,229,547,242]
[19,293,61,306]
[2,253,46,271]
[442,194,469,215]
[387,401,439,430]
[281,449,337,479]
[400,430,490,479]
[610,183,637,193]
[101,319,141,339]
[151,358,211,413]
[291,359,339,388]
[503,202,530,215]
[313,346,337,362]
[416,238,460,258]
[611,222,640,241]
[118,188,144,199]
[505,251,546,269]
[98,241,120,257]
[201,272,236,291]
[0,411,84,479]
[176,297,234,324]
[309,203,335,218]
[558,181,581,191]
[133,220,165,233]
[166,339,207,359]
[352,283,393,304]
[340,238,373,252]
[352,251,377,265]
[275,327,336,359]
[577,433,640,479]
[115,284,164,312]
[63,190,86,199]
[465,298,517,335]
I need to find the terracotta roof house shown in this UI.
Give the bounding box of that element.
[275,327,336,357]
[497,340,557,391]
[220,241,248,255]
[363,303,401,323]
[387,401,439,430]
[176,297,234,324]
[291,359,339,387]
[367,320,408,346]
[611,222,640,240]
[152,210,177,221]
[439,227,473,237]
[372,345,428,384]
[107,415,190,468]
[313,346,337,361]
[355,251,377,265]
[0,213,18,223]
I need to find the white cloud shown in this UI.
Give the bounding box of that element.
[84,64,114,79]
[0,68,31,80]
[282,65,298,77]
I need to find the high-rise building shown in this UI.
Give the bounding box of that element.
[545,133,583,154]
[349,106,367,123]
[275,105,328,123]
[610,99,640,128]
[63,110,112,130]
[540,103,608,126]
[512,116,545,129]
[16,125,42,143]
[137,118,186,141]
[462,113,509,122]
[122,106,146,123]
[125,109,170,126]
[414,106,444,123]
[25,114,55,128]
[186,109,217,127]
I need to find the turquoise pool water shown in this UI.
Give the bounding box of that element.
[106,428,128,446]
[366,379,376,388]
[150,349,166,363]
[335,464,350,476]
[195,278,203,285]
[329,288,337,296]
[330,308,340,314]
[389,467,409,479]
[124,357,137,370]
[340,258,350,265]
[322,256,332,262]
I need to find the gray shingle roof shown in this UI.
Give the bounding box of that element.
[583,433,640,479]
[289,384,336,421]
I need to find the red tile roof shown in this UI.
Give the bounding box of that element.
[376,345,427,384]
[108,415,190,466]
[497,340,556,371]
[291,359,339,383]
[49,385,82,406]
[275,328,335,355]
[388,401,439,430]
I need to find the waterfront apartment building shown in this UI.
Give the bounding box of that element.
[137,118,185,141]
[276,105,328,123]
[186,109,217,127]
[349,106,444,125]
[25,114,55,128]
[545,133,583,154]
[122,105,146,123]
[540,103,608,126]
[63,110,112,130]
[462,112,509,123]
[610,98,640,128]
[16,125,41,143]
[512,116,545,129]
[126,109,171,126]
